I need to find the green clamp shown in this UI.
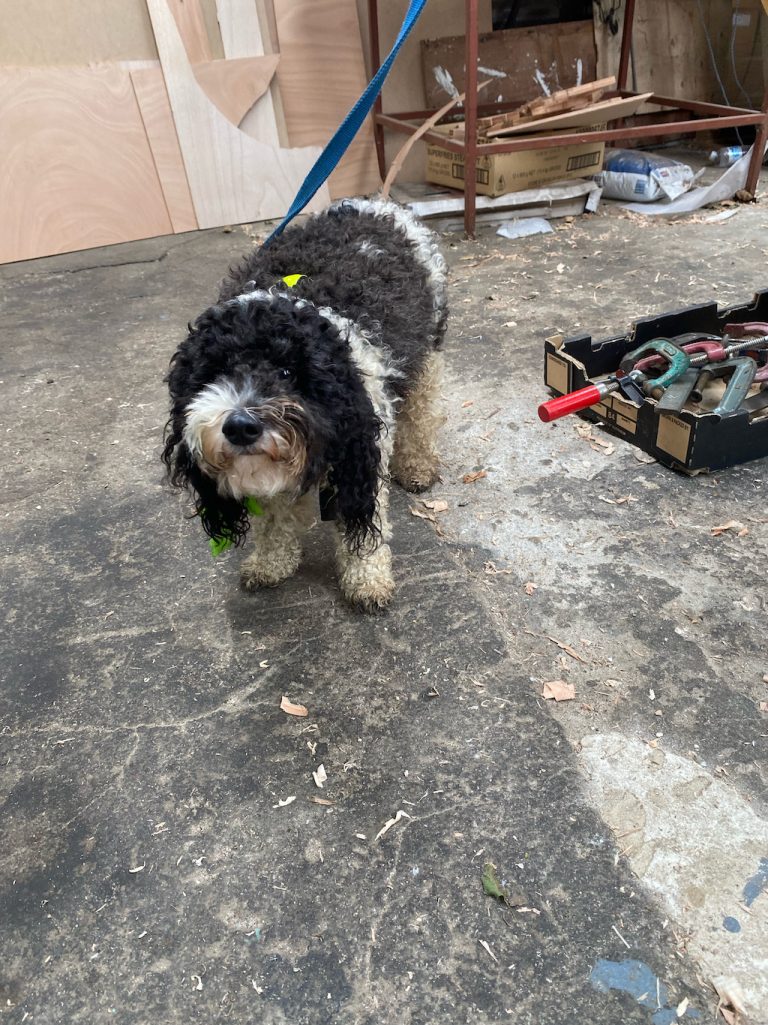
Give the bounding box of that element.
[621,338,691,392]
[710,357,757,416]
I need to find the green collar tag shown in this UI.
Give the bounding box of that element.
[208,496,264,557]
[281,273,304,288]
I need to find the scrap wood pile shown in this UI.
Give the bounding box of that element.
[478,76,618,135]
[446,76,650,140]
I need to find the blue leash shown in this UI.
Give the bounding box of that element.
[264,0,429,245]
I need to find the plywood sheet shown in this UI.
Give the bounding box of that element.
[0,0,224,65]
[375,0,493,109]
[216,0,269,59]
[167,0,213,62]
[215,0,284,148]
[0,0,159,65]
[146,0,328,228]
[131,65,198,232]
[0,65,173,263]
[422,20,597,109]
[273,0,381,198]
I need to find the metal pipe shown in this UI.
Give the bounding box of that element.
[463,0,479,237]
[745,85,768,197]
[617,0,636,91]
[367,0,387,180]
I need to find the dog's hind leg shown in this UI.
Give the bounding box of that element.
[335,486,394,612]
[241,492,316,590]
[391,351,444,493]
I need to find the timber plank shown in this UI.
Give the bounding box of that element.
[131,63,198,233]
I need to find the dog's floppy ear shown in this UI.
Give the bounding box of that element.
[298,315,385,553]
[162,423,249,548]
[162,328,251,549]
[327,383,384,553]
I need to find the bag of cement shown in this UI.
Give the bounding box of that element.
[594,149,696,202]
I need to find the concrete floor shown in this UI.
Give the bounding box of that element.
[2,169,768,1024]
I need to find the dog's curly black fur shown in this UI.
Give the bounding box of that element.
[216,200,447,388]
[163,197,447,606]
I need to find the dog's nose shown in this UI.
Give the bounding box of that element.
[222,410,263,446]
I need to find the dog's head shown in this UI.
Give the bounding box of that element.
[162,291,384,551]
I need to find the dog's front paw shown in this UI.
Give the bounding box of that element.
[399,470,440,494]
[391,454,441,494]
[343,578,395,613]
[337,544,394,613]
[240,545,301,590]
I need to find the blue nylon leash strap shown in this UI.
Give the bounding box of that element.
[264,0,429,245]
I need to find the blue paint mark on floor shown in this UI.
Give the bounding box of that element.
[723,915,741,933]
[742,856,768,908]
[590,958,700,1022]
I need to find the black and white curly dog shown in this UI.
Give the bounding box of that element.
[162,198,447,611]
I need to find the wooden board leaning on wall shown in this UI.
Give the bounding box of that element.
[273,0,380,199]
[421,20,597,110]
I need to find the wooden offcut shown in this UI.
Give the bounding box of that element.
[527,76,616,115]
[192,55,279,126]
[485,92,653,137]
[0,65,173,263]
[215,0,284,148]
[215,0,269,59]
[477,77,616,135]
[167,0,212,62]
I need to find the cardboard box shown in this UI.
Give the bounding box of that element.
[426,125,605,197]
[543,289,768,473]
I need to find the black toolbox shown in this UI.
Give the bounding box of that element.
[543,289,768,473]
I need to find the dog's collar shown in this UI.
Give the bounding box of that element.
[281,274,304,288]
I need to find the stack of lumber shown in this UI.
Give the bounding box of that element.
[474,77,652,139]
[0,0,380,264]
[477,77,616,134]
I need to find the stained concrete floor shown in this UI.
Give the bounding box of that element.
[2,170,768,1025]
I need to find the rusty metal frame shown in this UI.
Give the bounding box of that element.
[368,0,768,236]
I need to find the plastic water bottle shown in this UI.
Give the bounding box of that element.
[709,146,746,167]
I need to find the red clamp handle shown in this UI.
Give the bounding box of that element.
[538,384,603,422]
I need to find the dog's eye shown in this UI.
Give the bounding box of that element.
[277,368,292,380]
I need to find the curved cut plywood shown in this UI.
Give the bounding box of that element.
[192,55,280,127]
[146,0,328,229]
